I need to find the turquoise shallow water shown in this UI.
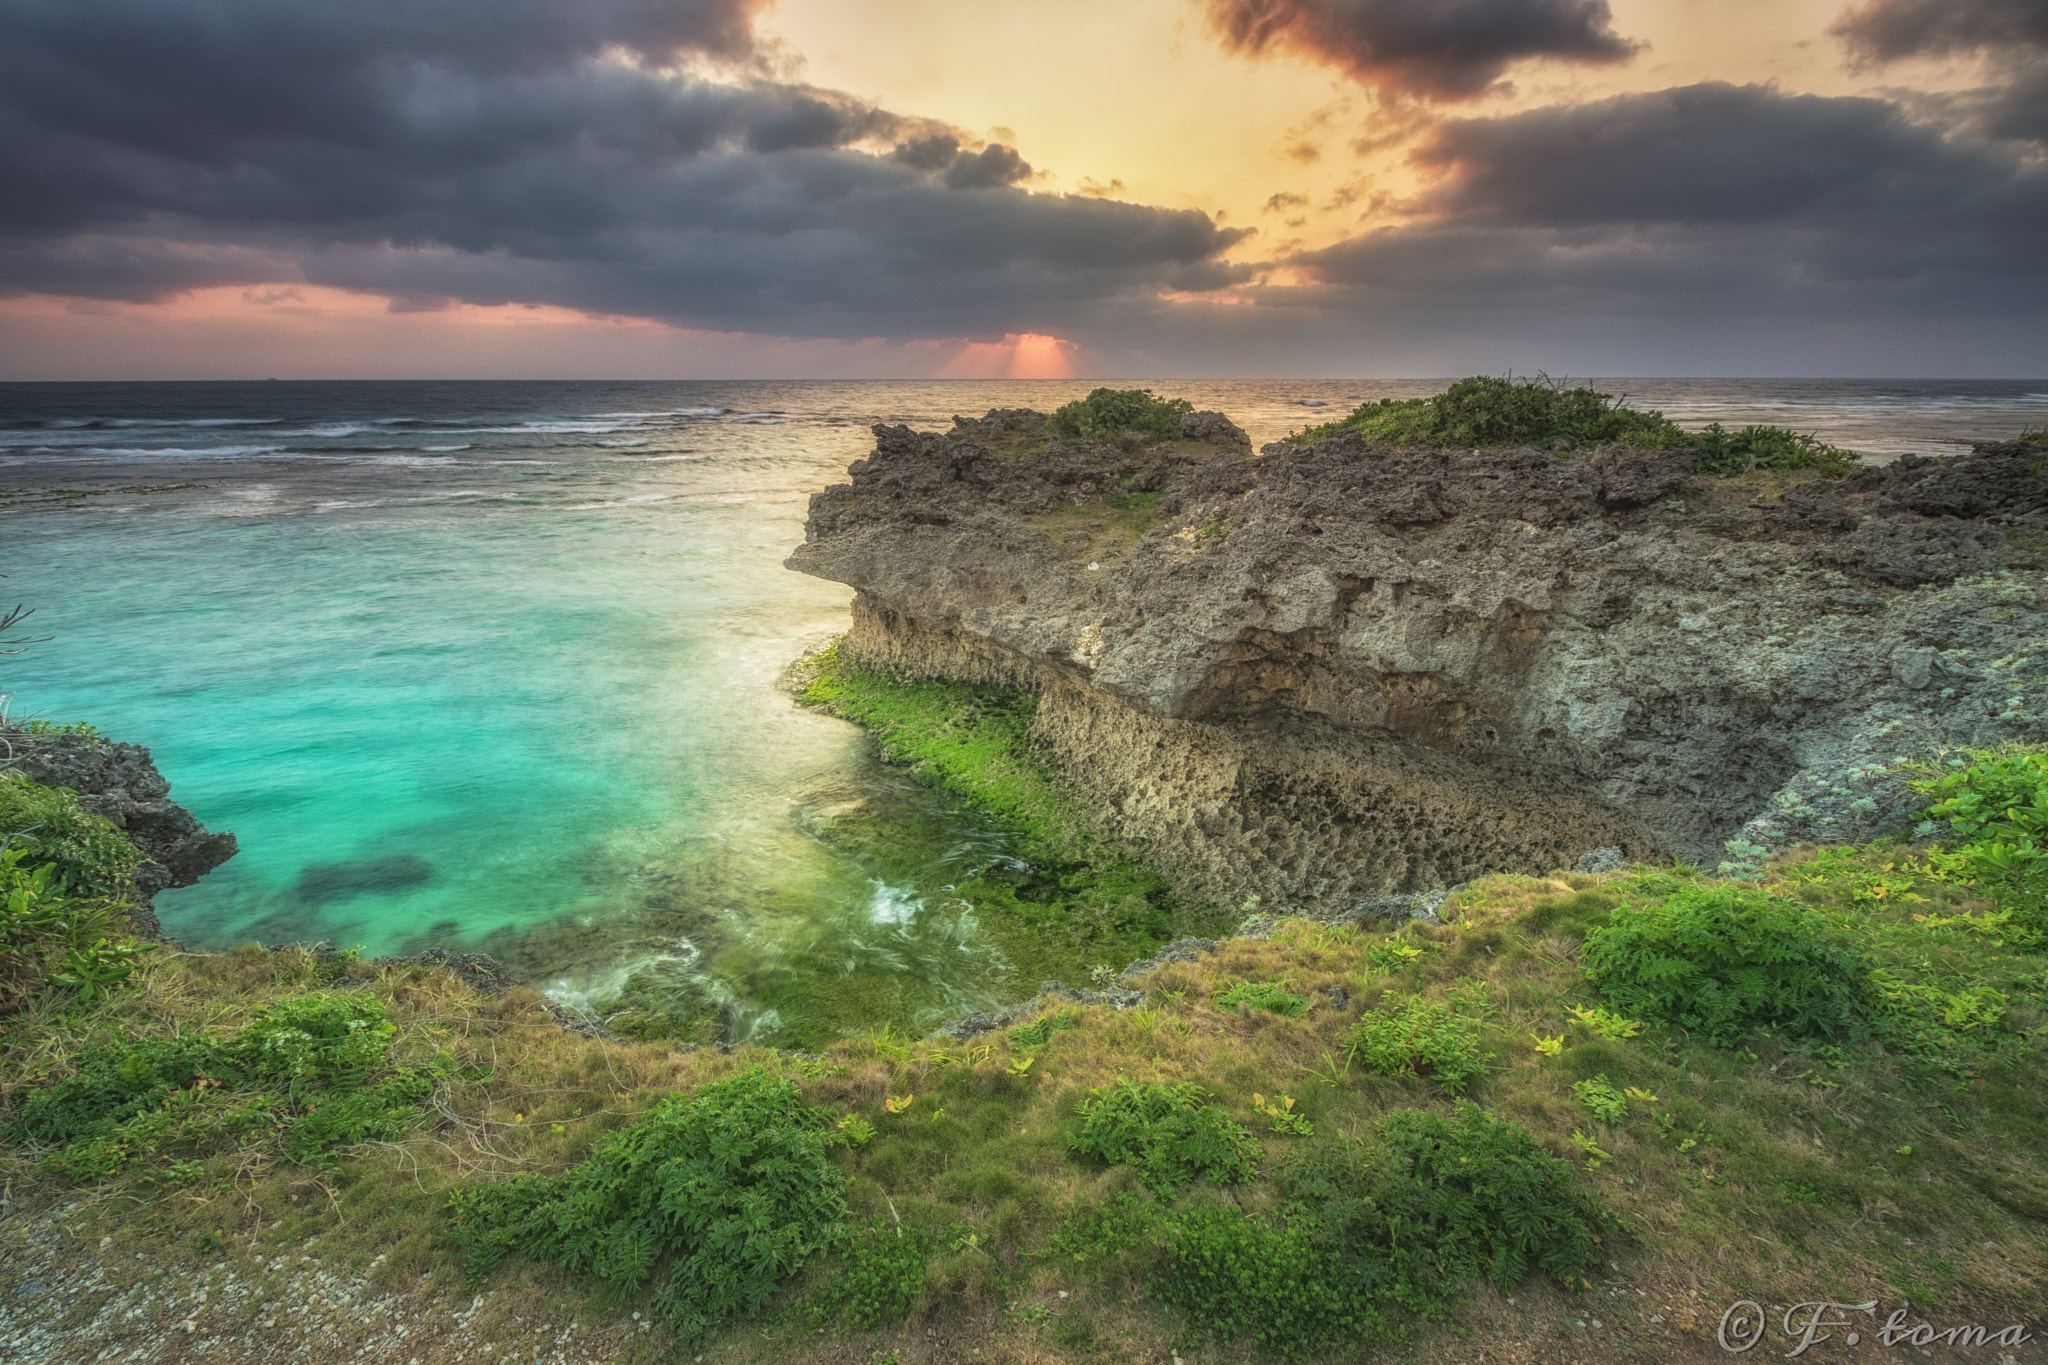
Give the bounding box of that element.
[3,377,2043,1040]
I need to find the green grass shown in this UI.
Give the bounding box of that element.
[797,643,1232,987]
[1213,981,1311,1017]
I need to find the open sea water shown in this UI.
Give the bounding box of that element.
[2,378,2042,1040]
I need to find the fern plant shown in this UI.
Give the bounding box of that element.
[1346,996,1490,1093]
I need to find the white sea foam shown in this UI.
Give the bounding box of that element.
[421,444,472,452]
[564,492,673,509]
[99,417,279,428]
[868,883,921,926]
[77,444,287,458]
[455,421,643,433]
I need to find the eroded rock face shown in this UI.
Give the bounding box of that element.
[3,733,238,940]
[789,420,2048,910]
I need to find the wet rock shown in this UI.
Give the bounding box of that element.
[2,732,237,939]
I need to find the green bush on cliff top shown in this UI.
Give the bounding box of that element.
[1287,375,1856,475]
[1048,388,1192,443]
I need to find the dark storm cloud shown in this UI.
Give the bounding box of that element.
[1203,0,1637,100]
[1408,82,2017,225]
[0,0,1242,336]
[1831,0,2048,146]
[1831,0,2048,60]
[1984,59,2048,140]
[1284,82,2045,341]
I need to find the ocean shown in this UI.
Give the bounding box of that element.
[3,377,2042,1042]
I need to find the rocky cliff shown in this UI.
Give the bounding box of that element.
[3,732,238,939]
[788,410,2047,913]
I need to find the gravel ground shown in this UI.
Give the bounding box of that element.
[0,1205,662,1365]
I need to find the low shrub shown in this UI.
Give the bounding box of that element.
[1689,422,1856,477]
[13,992,437,1173]
[1282,1103,1612,1298]
[1213,981,1310,1017]
[9,718,103,737]
[1288,376,1688,451]
[1047,388,1193,443]
[0,771,145,901]
[1152,1103,1610,1358]
[1580,886,1865,1046]
[0,848,146,1010]
[1286,376,1859,476]
[446,1068,848,1344]
[1911,748,2047,916]
[1154,1203,1391,1358]
[808,1217,939,1329]
[1067,1078,1261,1192]
[1346,997,1489,1093]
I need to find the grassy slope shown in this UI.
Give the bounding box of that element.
[4,695,2045,1362]
[2,842,2042,1364]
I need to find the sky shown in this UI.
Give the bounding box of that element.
[0,0,2042,379]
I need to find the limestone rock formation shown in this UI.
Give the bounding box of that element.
[789,416,2048,912]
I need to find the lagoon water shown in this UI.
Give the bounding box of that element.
[3,378,2043,1042]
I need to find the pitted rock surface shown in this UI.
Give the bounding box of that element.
[790,416,2048,910]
